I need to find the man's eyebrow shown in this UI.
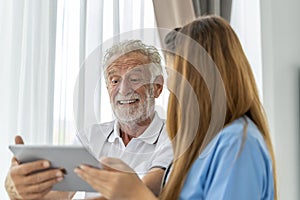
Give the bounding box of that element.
[106,69,116,77]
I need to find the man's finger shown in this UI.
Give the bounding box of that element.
[15,136,24,144]
[12,160,50,176]
[24,176,63,193]
[25,169,64,185]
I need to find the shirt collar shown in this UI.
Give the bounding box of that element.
[108,112,165,144]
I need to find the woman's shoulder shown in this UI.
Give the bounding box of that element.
[199,116,268,159]
[221,116,264,144]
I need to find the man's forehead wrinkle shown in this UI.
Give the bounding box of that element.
[107,65,149,78]
[112,56,149,67]
[106,55,151,77]
[104,50,151,71]
[110,51,150,64]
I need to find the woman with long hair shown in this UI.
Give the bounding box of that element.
[75,15,277,200]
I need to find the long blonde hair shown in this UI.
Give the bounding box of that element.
[161,15,277,200]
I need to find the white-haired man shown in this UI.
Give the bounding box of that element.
[5,40,173,200]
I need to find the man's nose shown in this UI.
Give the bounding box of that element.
[119,79,133,96]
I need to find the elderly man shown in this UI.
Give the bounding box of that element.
[5,40,173,200]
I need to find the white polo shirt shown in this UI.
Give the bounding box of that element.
[73,112,173,199]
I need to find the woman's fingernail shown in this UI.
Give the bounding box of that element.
[79,165,85,169]
[57,177,63,182]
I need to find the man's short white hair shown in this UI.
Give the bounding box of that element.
[103,40,163,82]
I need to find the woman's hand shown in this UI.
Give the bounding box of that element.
[74,157,157,200]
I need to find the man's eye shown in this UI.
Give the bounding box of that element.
[111,78,120,85]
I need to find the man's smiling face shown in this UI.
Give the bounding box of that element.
[106,52,155,124]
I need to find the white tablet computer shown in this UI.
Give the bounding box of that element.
[9,145,101,192]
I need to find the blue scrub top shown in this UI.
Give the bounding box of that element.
[179,117,274,200]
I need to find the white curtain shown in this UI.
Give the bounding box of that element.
[0,0,57,198]
[52,0,81,144]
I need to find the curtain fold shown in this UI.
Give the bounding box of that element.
[53,0,82,144]
[17,0,57,144]
[0,0,57,198]
[1,0,57,144]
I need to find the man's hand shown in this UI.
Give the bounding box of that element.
[5,136,64,200]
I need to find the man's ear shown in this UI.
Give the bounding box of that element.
[153,75,164,98]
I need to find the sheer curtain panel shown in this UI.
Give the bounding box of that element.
[0,0,57,198]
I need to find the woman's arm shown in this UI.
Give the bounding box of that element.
[142,168,165,196]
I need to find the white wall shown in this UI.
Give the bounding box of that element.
[261,0,300,199]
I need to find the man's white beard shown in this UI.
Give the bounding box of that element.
[112,92,155,124]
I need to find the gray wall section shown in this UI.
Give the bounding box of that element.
[261,0,300,199]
